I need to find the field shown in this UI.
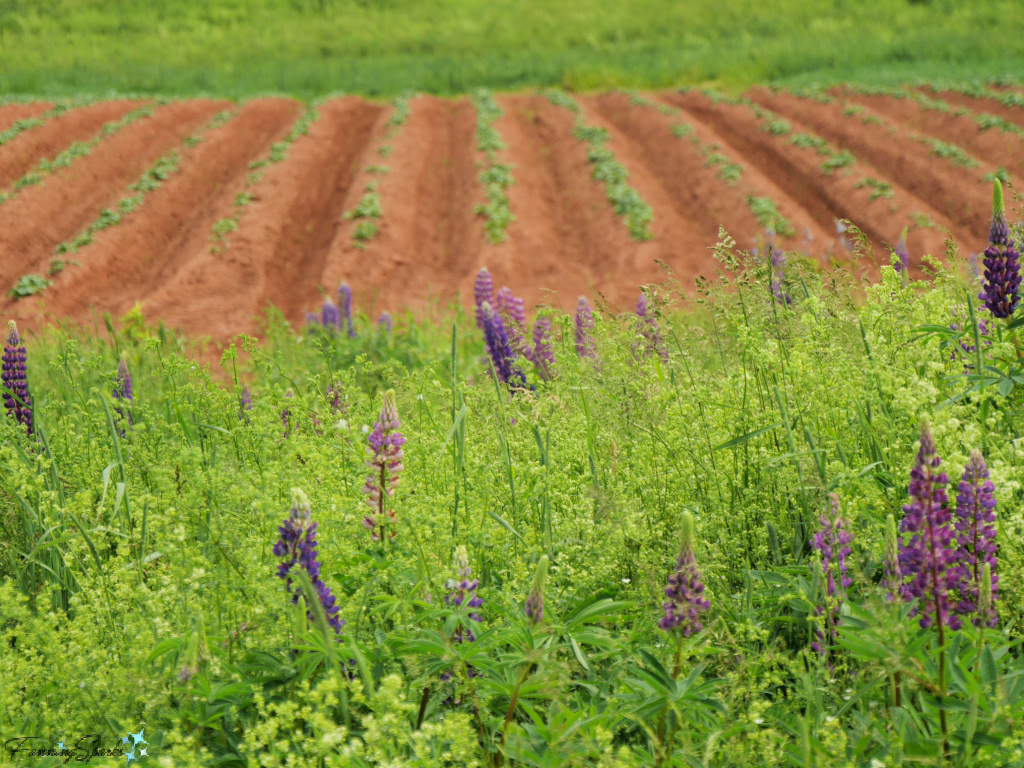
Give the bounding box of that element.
[3,2,1024,763]
[2,84,1024,339]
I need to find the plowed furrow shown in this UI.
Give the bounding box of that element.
[0,100,144,189]
[662,91,956,264]
[0,100,228,294]
[0,103,54,136]
[843,91,1024,181]
[141,98,381,338]
[30,99,302,325]
[320,96,484,319]
[751,89,990,243]
[591,92,828,255]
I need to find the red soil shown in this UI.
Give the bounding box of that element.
[0,100,229,297]
[0,91,997,340]
[751,88,990,244]
[590,91,829,255]
[19,99,302,329]
[843,90,1024,183]
[320,95,485,320]
[465,94,639,314]
[144,97,380,338]
[663,91,955,268]
[0,100,145,190]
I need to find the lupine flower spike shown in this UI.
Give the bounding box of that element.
[446,546,484,643]
[882,514,902,602]
[659,510,710,635]
[954,449,998,627]
[525,555,549,626]
[321,298,340,330]
[496,287,532,362]
[979,179,1021,319]
[2,321,32,436]
[113,357,133,428]
[811,493,852,656]
[769,244,792,305]
[474,268,494,330]
[361,389,405,541]
[440,546,483,687]
[575,296,597,360]
[893,227,909,285]
[273,489,345,634]
[338,283,356,337]
[378,312,392,335]
[532,317,554,380]
[481,302,528,389]
[636,293,668,362]
[898,419,961,630]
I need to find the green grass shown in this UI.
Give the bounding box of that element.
[0,0,1022,98]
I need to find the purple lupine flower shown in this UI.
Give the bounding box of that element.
[496,287,532,363]
[979,180,1021,319]
[113,357,134,429]
[882,513,902,602]
[532,317,554,380]
[240,387,252,411]
[811,493,852,656]
[575,296,597,359]
[898,419,961,631]
[326,381,345,416]
[2,321,32,436]
[949,305,992,372]
[338,283,356,337]
[636,293,668,362]
[658,510,710,635]
[306,311,318,328]
[525,555,549,626]
[321,298,340,330]
[953,449,998,627]
[361,389,404,541]
[969,252,980,283]
[769,244,792,305]
[273,489,345,635]
[474,268,494,331]
[481,302,528,389]
[378,312,392,335]
[445,546,484,644]
[893,227,909,284]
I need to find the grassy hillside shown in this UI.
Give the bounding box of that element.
[0,0,1022,97]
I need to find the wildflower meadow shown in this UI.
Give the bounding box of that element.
[4,184,1024,767]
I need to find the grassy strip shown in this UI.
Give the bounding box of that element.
[0,103,156,205]
[470,89,515,244]
[546,89,653,241]
[626,90,795,237]
[209,103,320,253]
[48,109,236,264]
[0,0,1021,97]
[343,92,414,248]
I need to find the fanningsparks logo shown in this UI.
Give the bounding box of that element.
[4,728,150,764]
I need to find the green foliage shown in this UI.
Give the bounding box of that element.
[746,196,795,237]
[925,138,981,168]
[471,89,516,244]
[4,227,1024,765]
[7,273,50,298]
[854,177,895,201]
